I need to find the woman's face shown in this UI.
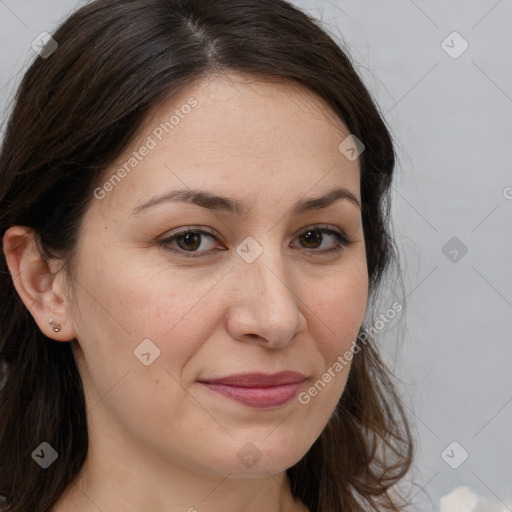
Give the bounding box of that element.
[66,73,368,477]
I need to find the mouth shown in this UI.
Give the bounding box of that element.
[198,371,307,409]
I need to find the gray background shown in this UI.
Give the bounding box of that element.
[1,0,511,510]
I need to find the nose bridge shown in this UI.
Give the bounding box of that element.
[229,236,304,345]
[255,251,293,308]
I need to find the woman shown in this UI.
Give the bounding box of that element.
[0,0,413,511]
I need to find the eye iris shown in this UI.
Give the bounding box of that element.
[177,232,201,251]
[300,229,322,248]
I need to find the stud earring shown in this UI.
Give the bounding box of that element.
[49,318,61,333]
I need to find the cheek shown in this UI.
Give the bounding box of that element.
[69,252,220,446]
[70,246,222,376]
[308,262,368,350]
[300,258,368,407]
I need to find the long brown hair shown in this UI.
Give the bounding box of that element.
[0,1,413,510]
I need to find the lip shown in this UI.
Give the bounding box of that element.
[199,372,307,409]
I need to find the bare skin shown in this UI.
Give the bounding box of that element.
[4,72,368,512]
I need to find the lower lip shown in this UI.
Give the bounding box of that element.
[200,382,304,408]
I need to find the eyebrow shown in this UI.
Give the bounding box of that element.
[131,186,361,216]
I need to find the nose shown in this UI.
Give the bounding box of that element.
[225,249,307,348]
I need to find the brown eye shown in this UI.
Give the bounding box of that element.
[293,226,352,255]
[159,228,221,256]
[299,229,323,249]
[176,232,202,251]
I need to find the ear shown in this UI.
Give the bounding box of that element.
[2,226,77,342]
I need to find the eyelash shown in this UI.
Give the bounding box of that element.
[158,225,353,258]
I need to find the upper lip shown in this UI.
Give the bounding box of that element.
[199,371,306,388]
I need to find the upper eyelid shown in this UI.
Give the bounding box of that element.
[163,224,345,241]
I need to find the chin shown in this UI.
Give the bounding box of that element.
[193,443,306,478]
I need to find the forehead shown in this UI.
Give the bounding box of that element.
[91,72,360,218]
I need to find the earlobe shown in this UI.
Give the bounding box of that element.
[2,226,76,342]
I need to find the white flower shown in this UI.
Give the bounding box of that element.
[440,487,479,512]
[440,486,510,512]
